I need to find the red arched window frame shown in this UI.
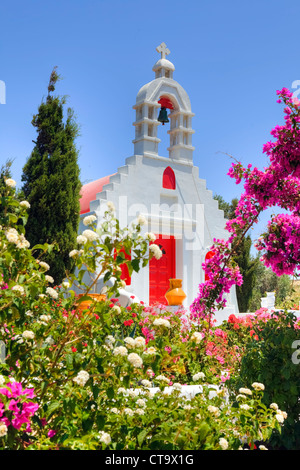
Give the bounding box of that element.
[163,166,176,190]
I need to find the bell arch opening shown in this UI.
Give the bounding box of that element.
[156,94,178,158]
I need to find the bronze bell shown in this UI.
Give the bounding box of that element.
[157,107,169,125]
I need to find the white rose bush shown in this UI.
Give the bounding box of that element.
[0,182,286,450]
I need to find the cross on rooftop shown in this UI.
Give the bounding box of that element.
[156,42,170,60]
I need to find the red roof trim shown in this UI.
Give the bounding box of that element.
[80,174,115,214]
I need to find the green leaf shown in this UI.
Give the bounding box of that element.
[138,429,148,447]
[66,354,73,369]
[107,387,115,399]
[47,401,61,416]
[96,414,105,430]
[104,271,112,282]
[131,259,140,273]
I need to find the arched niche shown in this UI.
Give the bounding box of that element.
[162,166,176,190]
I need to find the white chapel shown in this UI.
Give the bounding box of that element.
[79,43,239,321]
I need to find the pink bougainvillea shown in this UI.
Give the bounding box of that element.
[191,87,300,322]
[0,381,39,433]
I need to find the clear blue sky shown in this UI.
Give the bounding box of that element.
[0,0,299,246]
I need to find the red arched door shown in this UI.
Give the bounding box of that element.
[149,235,176,305]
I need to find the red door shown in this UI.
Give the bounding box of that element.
[149,235,176,305]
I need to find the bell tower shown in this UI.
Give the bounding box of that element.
[132,43,195,164]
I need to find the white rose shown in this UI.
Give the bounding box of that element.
[252,382,265,391]
[112,305,121,314]
[69,249,79,258]
[134,336,146,349]
[240,404,251,410]
[5,178,16,188]
[0,423,8,437]
[107,201,115,212]
[12,285,25,296]
[192,372,205,381]
[136,398,146,408]
[82,229,99,242]
[20,200,31,209]
[155,375,170,384]
[127,352,143,368]
[110,408,119,414]
[153,318,171,328]
[141,379,152,388]
[83,215,97,226]
[45,275,54,283]
[275,413,284,424]
[113,346,128,357]
[144,346,156,355]
[38,261,50,271]
[145,232,156,242]
[39,315,51,323]
[105,335,115,345]
[16,234,30,249]
[124,337,136,349]
[76,235,87,245]
[191,331,204,343]
[239,387,252,396]
[5,228,19,244]
[149,244,163,260]
[46,287,58,300]
[137,214,147,226]
[73,370,89,387]
[98,431,111,445]
[22,330,35,340]
[207,405,220,417]
[219,438,228,450]
[173,383,182,391]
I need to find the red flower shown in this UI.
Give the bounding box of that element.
[132,313,137,318]
[71,347,77,352]
[126,306,132,311]
[124,319,134,326]
[228,314,238,323]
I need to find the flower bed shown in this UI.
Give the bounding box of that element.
[3,87,300,449]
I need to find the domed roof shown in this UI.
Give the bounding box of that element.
[152,58,175,72]
[80,175,115,214]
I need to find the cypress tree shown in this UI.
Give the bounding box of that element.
[21,67,81,284]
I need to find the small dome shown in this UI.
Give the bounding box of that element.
[152,58,175,72]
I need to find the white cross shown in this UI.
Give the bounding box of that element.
[156,42,170,60]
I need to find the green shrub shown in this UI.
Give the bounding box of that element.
[0,180,286,450]
[231,310,300,449]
